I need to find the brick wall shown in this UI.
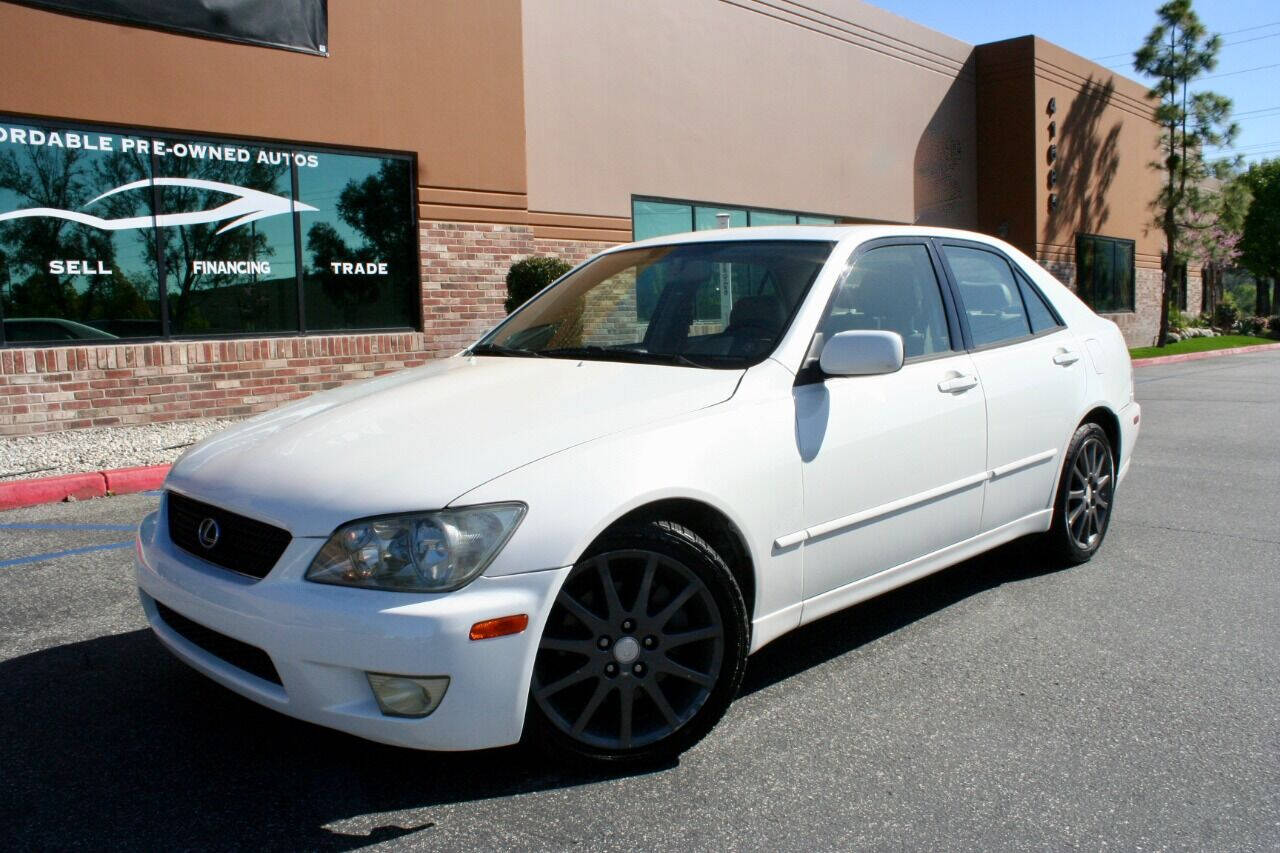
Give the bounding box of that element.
[0,333,430,436]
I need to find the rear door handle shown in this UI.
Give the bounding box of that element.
[938,374,979,393]
[1053,350,1080,366]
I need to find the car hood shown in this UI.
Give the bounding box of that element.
[166,356,743,536]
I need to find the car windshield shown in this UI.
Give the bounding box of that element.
[475,240,835,368]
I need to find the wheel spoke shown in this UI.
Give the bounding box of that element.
[665,625,720,648]
[596,557,625,622]
[653,582,699,629]
[558,588,607,633]
[539,636,595,655]
[643,680,680,727]
[1096,473,1111,490]
[618,682,635,749]
[1068,501,1087,525]
[657,656,714,688]
[1068,488,1086,501]
[632,554,658,617]
[536,663,594,699]
[571,679,612,735]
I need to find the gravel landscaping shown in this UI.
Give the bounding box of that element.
[0,418,241,482]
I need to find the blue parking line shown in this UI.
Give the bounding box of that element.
[0,523,135,531]
[0,541,132,569]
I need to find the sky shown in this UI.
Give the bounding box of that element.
[868,0,1280,166]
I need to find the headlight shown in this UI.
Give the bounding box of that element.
[305,503,526,592]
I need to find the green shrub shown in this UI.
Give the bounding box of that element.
[1167,307,1185,331]
[1239,315,1266,336]
[1187,312,1209,328]
[505,256,572,313]
[1212,302,1239,331]
[1268,316,1280,341]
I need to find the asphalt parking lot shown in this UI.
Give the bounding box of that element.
[2,351,1277,851]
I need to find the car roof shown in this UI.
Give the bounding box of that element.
[619,224,1010,252]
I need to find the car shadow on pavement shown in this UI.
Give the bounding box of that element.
[1,539,1066,850]
[740,537,1071,697]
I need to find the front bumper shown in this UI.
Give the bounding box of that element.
[135,502,570,751]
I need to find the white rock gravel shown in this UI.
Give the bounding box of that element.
[0,418,241,482]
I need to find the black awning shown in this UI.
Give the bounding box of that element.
[9,0,328,55]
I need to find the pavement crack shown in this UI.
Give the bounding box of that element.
[1123,520,1280,546]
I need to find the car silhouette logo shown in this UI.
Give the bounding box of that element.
[0,177,317,235]
[197,517,221,550]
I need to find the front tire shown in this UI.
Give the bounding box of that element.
[527,520,749,766]
[1044,422,1116,564]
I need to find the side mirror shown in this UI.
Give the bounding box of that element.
[818,330,904,376]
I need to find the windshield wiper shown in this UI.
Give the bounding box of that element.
[467,343,549,358]
[541,347,720,369]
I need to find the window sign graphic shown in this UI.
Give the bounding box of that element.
[0,116,417,345]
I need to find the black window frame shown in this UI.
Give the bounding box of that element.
[1075,233,1136,314]
[0,112,420,348]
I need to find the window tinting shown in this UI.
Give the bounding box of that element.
[694,206,747,231]
[1016,273,1061,333]
[748,211,798,226]
[942,245,1032,347]
[822,244,951,359]
[1076,234,1135,313]
[0,115,417,346]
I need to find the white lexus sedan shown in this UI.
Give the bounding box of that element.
[136,226,1140,765]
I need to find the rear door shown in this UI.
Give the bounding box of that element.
[935,240,1087,531]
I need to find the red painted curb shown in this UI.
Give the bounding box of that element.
[104,464,171,495]
[1132,341,1280,368]
[0,472,107,511]
[0,464,169,511]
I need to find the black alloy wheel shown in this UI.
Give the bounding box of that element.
[1046,422,1116,564]
[528,520,748,765]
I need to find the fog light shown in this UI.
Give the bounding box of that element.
[366,673,450,718]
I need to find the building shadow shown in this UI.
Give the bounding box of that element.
[1,538,1067,850]
[913,62,978,228]
[1043,76,1122,249]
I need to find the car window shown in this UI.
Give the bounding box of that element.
[1016,272,1062,333]
[820,243,951,359]
[942,245,1032,347]
[483,240,834,368]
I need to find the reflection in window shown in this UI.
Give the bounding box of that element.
[156,151,297,336]
[0,120,161,341]
[1076,234,1135,313]
[942,245,1032,347]
[824,244,951,358]
[632,197,839,241]
[301,155,416,331]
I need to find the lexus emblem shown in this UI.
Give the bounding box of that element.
[197,517,221,550]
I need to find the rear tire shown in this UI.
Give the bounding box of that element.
[1043,422,1116,565]
[526,520,749,767]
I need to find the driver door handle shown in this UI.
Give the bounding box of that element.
[1053,350,1080,366]
[937,374,979,393]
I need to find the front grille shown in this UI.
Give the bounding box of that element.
[167,491,291,579]
[154,600,283,686]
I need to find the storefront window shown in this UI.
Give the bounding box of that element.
[0,115,417,346]
[0,122,161,342]
[300,154,417,331]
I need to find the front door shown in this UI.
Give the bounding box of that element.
[795,241,988,603]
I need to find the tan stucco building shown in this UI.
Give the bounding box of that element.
[0,0,1170,436]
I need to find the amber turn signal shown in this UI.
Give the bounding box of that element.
[469,614,529,640]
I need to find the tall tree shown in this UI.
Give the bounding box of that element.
[1134,0,1238,345]
[1238,159,1280,316]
